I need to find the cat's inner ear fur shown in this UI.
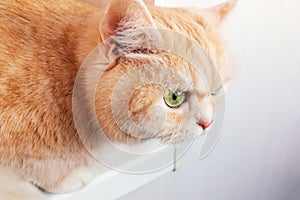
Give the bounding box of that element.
[100,0,161,57]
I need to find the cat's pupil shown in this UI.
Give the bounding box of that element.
[172,93,178,101]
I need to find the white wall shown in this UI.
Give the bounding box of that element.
[121,0,300,199]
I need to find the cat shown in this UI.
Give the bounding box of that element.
[0,0,236,198]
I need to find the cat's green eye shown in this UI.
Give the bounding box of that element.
[164,91,186,108]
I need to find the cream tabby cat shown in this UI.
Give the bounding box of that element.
[0,0,236,199]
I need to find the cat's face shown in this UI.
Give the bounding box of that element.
[82,0,236,144]
[94,51,225,144]
[117,54,221,144]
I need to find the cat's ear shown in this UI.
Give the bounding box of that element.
[204,0,238,26]
[174,0,237,27]
[100,0,161,58]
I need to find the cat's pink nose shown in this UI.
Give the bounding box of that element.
[198,120,213,131]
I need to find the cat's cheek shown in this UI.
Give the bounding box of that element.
[184,118,203,137]
[130,113,150,126]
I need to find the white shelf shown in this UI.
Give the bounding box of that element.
[54,157,173,200]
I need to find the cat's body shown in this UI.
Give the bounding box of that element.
[0,0,236,198]
[0,0,101,194]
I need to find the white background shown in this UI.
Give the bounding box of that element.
[120,0,300,199]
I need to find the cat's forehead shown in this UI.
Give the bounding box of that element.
[121,52,219,93]
[158,52,220,93]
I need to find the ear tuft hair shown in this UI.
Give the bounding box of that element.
[100,0,162,58]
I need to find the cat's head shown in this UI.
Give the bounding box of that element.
[81,0,237,144]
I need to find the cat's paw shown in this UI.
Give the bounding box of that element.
[48,167,96,194]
